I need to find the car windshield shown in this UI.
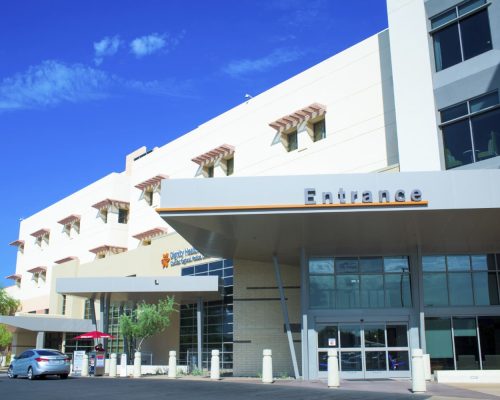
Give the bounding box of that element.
[36,350,64,356]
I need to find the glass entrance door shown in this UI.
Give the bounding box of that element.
[317,323,410,379]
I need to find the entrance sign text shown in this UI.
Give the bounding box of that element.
[305,188,424,205]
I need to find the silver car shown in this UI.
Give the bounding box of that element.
[7,349,71,380]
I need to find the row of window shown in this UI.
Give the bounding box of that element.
[284,118,326,152]
[309,254,500,309]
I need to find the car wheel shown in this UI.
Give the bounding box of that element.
[60,374,68,379]
[7,366,17,379]
[27,367,35,380]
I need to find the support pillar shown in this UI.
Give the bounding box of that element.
[36,331,45,349]
[273,255,300,379]
[196,297,203,371]
[300,247,309,380]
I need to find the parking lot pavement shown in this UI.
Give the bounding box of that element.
[0,373,498,400]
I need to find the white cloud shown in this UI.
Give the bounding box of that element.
[130,33,167,58]
[130,32,184,58]
[223,48,304,78]
[0,60,195,111]
[94,35,122,65]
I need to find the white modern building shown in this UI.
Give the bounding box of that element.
[2,0,500,381]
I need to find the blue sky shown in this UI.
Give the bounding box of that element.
[0,0,388,288]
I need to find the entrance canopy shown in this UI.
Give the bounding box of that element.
[56,275,222,303]
[0,315,94,333]
[157,170,500,264]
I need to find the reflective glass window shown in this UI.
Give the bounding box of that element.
[385,274,411,308]
[309,275,335,309]
[318,326,338,348]
[336,275,360,308]
[364,326,385,347]
[309,258,334,274]
[384,257,409,273]
[454,317,480,370]
[340,325,361,348]
[471,108,500,162]
[360,275,384,308]
[423,273,448,306]
[470,92,499,113]
[460,10,492,61]
[388,351,409,371]
[473,272,499,305]
[441,102,468,123]
[433,23,462,71]
[336,258,359,273]
[423,256,446,272]
[359,257,383,273]
[425,318,454,371]
[448,272,474,306]
[447,255,471,271]
[313,119,326,142]
[341,351,362,371]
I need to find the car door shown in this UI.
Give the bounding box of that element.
[13,352,26,375]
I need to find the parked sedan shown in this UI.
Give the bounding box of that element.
[7,349,70,380]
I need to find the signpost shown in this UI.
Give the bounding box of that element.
[73,351,86,376]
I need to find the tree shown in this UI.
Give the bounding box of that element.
[0,288,20,316]
[0,288,20,354]
[119,297,175,352]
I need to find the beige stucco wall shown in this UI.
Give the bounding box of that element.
[233,259,301,377]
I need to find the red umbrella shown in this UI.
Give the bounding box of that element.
[72,330,116,340]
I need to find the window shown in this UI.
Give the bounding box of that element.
[313,119,326,142]
[84,299,92,320]
[431,0,492,71]
[61,295,67,315]
[100,209,108,223]
[118,208,129,224]
[440,91,500,169]
[287,130,298,152]
[144,190,153,206]
[225,157,234,176]
[142,238,152,246]
[423,254,500,307]
[309,256,411,309]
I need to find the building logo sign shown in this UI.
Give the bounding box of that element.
[304,188,426,206]
[161,253,171,269]
[162,247,205,269]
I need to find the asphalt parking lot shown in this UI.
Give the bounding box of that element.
[1,373,499,400]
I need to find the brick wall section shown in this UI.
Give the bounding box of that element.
[233,259,301,377]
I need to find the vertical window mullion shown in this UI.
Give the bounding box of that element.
[451,317,458,370]
[468,117,477,162]
[476,316,483,370]
[456,18,465,62]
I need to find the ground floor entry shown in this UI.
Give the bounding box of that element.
[316,322,411,379]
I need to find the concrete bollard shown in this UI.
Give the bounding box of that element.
[120,353,128,378]
[210,350,220,380]
[105,358,110,375]
[81,354,89,377]
[411,349,426,393]
[262,349,273,384]
[168,351,177,378]
[109,353,117,377]
[327,349,340,388]
[133,352,141,378]
[423,354,432,381]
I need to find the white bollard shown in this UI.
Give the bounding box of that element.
[210,350,220,380]
[423,354,432,381]
[109,353,117,377]
[327,349,340,388]
[81,354,89,377]
[262,349,273,384]
[133,352,141,378]
[168,350,177,378]
[120,353,128,378]
[411,349,426,393]
[105,358,110,375]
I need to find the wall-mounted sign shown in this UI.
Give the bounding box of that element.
[161,247,205,269]
[304,188,425,206]
[328,338,336,347]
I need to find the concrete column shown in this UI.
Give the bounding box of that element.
[411,349,426,393]
[36,331,45,349]
[300,247,309,380]
[210,350,220,380]
[327,349,339,388]
[196,297,203,371]
[120,353,127,377]
[168,351,177,378]
[133,352,141,378]
[82,354,89,377]
[109,353,117,377]
[262,349,273,384]
[61,332,67,353]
